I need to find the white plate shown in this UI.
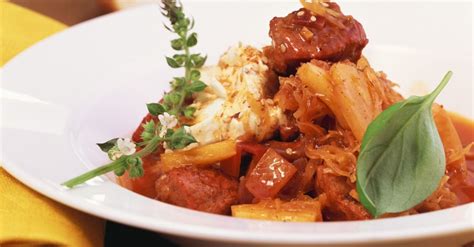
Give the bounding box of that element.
[1,1,473,246]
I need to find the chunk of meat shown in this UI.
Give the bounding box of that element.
[279,158,308,199]
[265,3,368,74]
[279,158,318,200]
[155,166,239,215]
[416,176,458,212]
[315,166,371,220]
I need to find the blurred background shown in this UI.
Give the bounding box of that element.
[10,0,153,25]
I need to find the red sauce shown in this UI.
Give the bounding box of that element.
[123,111,474,205]
[449,112,474,204]
[117,151,162,198]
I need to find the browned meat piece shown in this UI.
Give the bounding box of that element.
[155,166,239,215]
[315,166,371,221]
[416,176,458,212]
[265,3,368,74]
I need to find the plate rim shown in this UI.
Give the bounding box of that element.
[2,161,473,244]
[1,3,473,245]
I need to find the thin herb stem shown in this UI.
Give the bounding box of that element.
[61,158,124,188]
[134,135,163,157]
[62,0,202,188]
[62,135,164,188]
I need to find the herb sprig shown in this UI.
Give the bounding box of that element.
[62,0,206,188]
[356,71,452,217]
[159,0,207,117]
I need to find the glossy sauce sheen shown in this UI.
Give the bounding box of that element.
[449,112,474,204]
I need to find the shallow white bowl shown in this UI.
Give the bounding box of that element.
[1,1,473,246]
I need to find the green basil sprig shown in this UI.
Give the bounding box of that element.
[61,0,203,188]
[356,71,452,217]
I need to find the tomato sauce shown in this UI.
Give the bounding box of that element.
[122,111,474,205]
[449,112,474,204]
[117,151,162,198]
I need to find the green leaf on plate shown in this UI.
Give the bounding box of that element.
[146,103,166,116]
[183,106,196,118]
[186,80,207,93]
[186,32,198,47]
[97,138,118,152]
[166,56,181,68]
[167,127,196,150]
[356,71,452,217]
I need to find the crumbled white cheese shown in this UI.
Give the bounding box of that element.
[188,44,285,146]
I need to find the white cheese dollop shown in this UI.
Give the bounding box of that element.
[188,44,286,145]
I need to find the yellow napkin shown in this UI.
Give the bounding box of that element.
[0,2,105,246]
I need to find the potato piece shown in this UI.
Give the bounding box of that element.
[161,140,237,172]
[315,166,371,220]
[232,205,318,222]
[232,197,322,222]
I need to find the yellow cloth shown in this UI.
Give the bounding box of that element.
[0,2,105,246]
[0,2,64,65]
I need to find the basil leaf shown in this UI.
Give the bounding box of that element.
[167,127,196,150]
[173,77,186,88]
[190,69,201,81]
[172,54,187,65]
[190,54,207,68]
[171,38,184,50]
[114,166,126,176]
[127,157,144,178]
[146,103,166,116]
[186,81,207,93]
[164,92,182,105]
[166,56,181,68]
[140,121,156,142]
[189,18,195,29]
[183,106,196,118]
[164,128,174,138]
[97,138,118,152]
[356,71,452,217]
[187,32,198,47]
